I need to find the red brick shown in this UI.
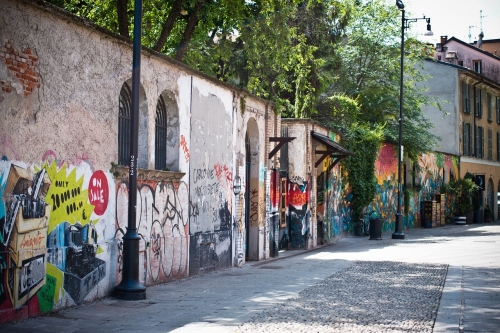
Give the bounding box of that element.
[24,91,29,97]
[27,81,36,88]
[17,62,27,69]
[15,73,22,79]
[29,55,38,61]
[24,48,32,55]
[19,68,25,74]
[21,57,26,63]
[36,83,40,88]
[6,87,12,93]
[8,65,18,72]
[1,86,5,92]
[5,59,12,65]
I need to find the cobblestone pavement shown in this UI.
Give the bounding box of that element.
[1,223,499,333]
[239,261,448,333]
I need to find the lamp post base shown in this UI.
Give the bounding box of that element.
[392,213,405,239]
[113,229,146,300]
[112,289,146,301]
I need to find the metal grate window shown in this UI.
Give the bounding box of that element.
[118,82,132,166]
[155,95,167,170]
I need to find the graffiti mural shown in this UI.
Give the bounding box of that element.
[287,179,310,249]
[115,180,189,285]
[0,161,111,322]
[269,170,279,257]
[350,144,459,233]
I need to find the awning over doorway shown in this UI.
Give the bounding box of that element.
[311,131,353,169]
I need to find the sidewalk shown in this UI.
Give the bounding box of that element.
[1,222,499,332]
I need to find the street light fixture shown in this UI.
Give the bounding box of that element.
[393,1,433,240]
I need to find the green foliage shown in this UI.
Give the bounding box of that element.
[320,0,442,163]
[442,177,479,216]
[341,123,384,219]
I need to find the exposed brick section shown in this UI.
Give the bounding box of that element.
[0,40,40,97]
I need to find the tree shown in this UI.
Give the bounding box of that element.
[316,0,441,161]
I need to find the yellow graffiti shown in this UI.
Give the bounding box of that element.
[46,262,64,302]
[39,162,95,234]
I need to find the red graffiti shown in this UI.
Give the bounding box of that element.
[19,231,45,249]
[180,135,190,163]
[214,163,232,188]
[270,170,279,209]
[288,183,308,207]
[88,170,109,215]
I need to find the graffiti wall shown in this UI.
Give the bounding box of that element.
[367,144,458,232]
[188,84,233,275]
[115,177,189,286]
[287,177,311,249]
[321,161,347,243]
[0,159,113,323]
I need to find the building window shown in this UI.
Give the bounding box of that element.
[475,87,483,117]
[458,60,463,66]
[473,60,482,73]
[488,129,492,160]
[496,96,500,124]
[475,125,484,158]
[487,93,492,121]
[497,132,500,161]
[463,122,472,156]
[118,82,132,166]
[462,82,471,114]
[155,95,168,170]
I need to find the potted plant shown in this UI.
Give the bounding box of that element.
[484,205,492,222]
[443,178,478,225]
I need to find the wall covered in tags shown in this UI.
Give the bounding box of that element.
[188,82,234,275]
[0,158,115,323]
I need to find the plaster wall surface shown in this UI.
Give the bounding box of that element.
[419,60,460,155]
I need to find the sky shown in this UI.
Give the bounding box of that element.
[404,0,500,44]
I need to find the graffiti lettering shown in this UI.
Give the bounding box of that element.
[193,168,215,184]
[214,163,232,187]
[180,135,190,163]
[88,170,109,216]
[19,231,45,248]
[116,181,189,285]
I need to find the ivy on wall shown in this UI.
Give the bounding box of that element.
[341,123,384,220]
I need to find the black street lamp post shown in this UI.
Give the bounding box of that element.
[393,0,433,240]
[113,0,147,300]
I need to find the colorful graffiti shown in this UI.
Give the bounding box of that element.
[287,179,310,249]
[0,161,110,323]
[115,180,189,285]
[364,144,458,232]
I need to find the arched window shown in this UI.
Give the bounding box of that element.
[118,82,132,166]
[155,95,167,170]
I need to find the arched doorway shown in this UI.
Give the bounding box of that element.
[244,118,260,260]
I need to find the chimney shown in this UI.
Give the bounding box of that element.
[440,36,448,44]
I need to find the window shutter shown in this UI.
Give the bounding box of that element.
[481,127,484,158]
[463,122,468,155]
[488,129,492,160]
[462,82,467,113]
